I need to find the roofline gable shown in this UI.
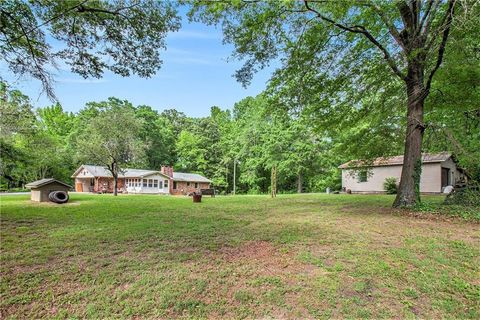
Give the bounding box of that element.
[72,165,172,179]
[137,171,170,179]
[26,179,72,189]
[71,165,86,178]
[338,152,453,169]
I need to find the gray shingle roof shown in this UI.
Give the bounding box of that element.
[173,172,212,183]
[81,165,110,177]
[73,165,168,178]
[338,152,452,169]
[73,165,211,182]
[25,178,72,189]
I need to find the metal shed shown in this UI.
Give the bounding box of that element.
[25,178,72,202]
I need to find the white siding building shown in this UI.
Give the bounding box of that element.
[339,152,466,194]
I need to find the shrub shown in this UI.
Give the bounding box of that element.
[383,177,398,194]
[444,185,480,207]
[4,188,30,193]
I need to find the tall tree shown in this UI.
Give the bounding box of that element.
[422,11,480,181]
[0,82,36,188]
[37,104,78,182]
[75,100,144,196]
[1,0,180,98]
[190,0,474,207]
[135,105,176,169]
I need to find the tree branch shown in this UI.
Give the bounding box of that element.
[303,0,406,80]
[6,0,89,43]
[370,3,406,52]
[424,0,453,51]
[1,10,56,100]
[424,0,455,95]
[420,0,441,36]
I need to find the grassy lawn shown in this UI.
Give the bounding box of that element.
[1,193,479,319]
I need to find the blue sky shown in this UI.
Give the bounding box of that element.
[4,14,274,118]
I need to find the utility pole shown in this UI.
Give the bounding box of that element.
[233,158,236,195]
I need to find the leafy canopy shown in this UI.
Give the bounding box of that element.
[1,0,180,99]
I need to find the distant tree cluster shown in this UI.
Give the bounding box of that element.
[1,0,478,206]
[1,76,478,195]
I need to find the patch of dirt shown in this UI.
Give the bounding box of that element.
[171,241,323,319]
[218,241,318,278]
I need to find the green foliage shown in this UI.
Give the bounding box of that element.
[414,159,422,203]
[75,99,145,173]
[444,186,480,208]
[176,130,207,172]
[135,105,176,168]
[383,177,398,194]
[0,82,72,187]
[414,199,480,221]
[189,0,479,206]
[0,0,180,98]
[423,12,480,181]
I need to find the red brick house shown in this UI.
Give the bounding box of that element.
[72,165,211,195]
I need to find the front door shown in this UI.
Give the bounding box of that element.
[76,182,83,192]
[441,168,450,188]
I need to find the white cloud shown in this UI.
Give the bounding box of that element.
[164,47,226,66]
[168,30,221,40]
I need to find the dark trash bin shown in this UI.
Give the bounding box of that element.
[193,193,202,203]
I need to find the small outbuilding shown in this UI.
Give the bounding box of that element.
[338,152,467,194]
[25,178,72,202]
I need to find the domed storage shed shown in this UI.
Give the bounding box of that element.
[25,178,72,202]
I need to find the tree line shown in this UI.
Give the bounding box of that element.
[0,86,335,194]
[1,0,479,205]
[1,75,478,195]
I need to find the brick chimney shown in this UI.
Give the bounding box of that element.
[161,166,174,194]
[160,166,173,178]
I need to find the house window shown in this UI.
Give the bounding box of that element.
[153,180,158,188]
[164,180,169,188]
[173,181,177,189]
[358,170,368,182]
[195,182,198,188]
[187,182,190,187]
[148,179,153,187]
[143,179,147,187]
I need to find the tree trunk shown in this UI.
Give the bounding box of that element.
[113,174,118,196]
[393,69,425,207]
[112,161,118,196]
[271,165,277,198]
[297,171,303,193]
